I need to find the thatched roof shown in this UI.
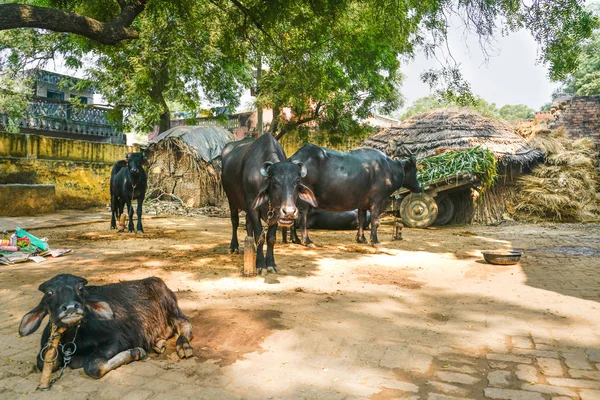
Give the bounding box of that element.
[149,126,232,162]
[363,108,543,165]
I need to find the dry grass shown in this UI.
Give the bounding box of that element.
[512,128,600,222]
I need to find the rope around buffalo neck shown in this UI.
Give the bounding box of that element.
[37,322,80,391]
[257,201,276,246]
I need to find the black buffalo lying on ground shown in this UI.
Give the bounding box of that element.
[221,134,317,273]
[110,152,147,233]
[289,144,421,245]
[19,274,193,379]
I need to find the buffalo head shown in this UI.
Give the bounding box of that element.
[401,155,422,193]
[125,152,147,177]
[252,161,317,227]
[19,274,113,336]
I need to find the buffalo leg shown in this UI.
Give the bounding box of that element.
[246,209,266,272]
[229,204,240,254]
[110,195,118,229]
[172,316,194,358]
[83,347,146,379]
[265,223,278,272]
[117,198,126,232]
[281,227,288,244]
[369,204,382,244]
[127,198,135,233]
[298,207,314,247]
[136,194,144,233]
[356,209,368,243]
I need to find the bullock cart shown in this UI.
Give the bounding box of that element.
[390,173,480,228]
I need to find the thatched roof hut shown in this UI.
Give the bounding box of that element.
[146,126,232,207]
[363,108,543,164]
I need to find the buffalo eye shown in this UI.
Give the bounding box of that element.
[77,285,84,293]
[46,290,53,297]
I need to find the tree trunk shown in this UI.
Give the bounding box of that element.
[150,65,170,133]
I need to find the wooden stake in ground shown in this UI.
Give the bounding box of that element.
[243,236,257,277]
[38,325,66,391]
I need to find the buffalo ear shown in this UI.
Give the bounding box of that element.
[298,184,317,208]
[260,161,273,177]
[19,302,47,336]
[292,161,307,178]
[86,300,114,320]
[251,181,270,209]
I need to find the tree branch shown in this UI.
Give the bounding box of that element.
[0,2,147,45]
[274,102,322,140]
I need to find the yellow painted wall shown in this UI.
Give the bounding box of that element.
[0,132,136,209]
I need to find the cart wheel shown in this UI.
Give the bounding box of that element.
[400,193,438,228]
[433,195,455,226]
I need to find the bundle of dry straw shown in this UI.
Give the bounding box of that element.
[512,124,600,222]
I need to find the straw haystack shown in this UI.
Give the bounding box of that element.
[146,126,232,208]
[364,108,543,164]
[363,108,543,225]
[511,127,600,222]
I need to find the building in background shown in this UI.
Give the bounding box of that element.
[0,69,125,144]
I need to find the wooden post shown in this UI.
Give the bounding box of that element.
[38,325,66,391]
[243,236,257,277]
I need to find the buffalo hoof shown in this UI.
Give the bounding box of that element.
[258,268,268,276]
[153,339,167,354]
[228,248,239,254]
[356,237,367,244]
[267,266,278,274]
[133,347,147,361]
[176,342,193,359]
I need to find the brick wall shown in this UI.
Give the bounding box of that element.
[550,95,600,145]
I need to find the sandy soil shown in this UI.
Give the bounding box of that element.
[0,213,599,399]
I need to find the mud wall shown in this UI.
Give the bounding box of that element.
[551,95,600,146]
[0,132,136,209]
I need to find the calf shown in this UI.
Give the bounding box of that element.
[289,144,421,245]
[19,274,193,379]
[110,152,148,233]
[221,134,317,273]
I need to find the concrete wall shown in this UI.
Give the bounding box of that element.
[0,132,136,210]
[551,95,600,145]
[0,184,55,216]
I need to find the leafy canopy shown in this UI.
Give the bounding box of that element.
[0,0,596,137]
[400,95,535,121]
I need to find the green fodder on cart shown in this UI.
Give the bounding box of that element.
[416,147,499,191]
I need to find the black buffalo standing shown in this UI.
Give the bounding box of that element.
[110,152,147,233]
[221,134,317,273]
[19,274,193,379]
[289,144,421,245]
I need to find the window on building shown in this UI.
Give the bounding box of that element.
[46,90,64,101]
[70,94,88,104]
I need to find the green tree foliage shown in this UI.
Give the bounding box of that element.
[400,95,535,121]
[0,0,596,137]
[557,4,600,96]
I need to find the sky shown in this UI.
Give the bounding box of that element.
[398,20,561,113]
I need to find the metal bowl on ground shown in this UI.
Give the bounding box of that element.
[482,249,522,265]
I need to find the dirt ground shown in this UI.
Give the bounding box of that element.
[1,211,600,400]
